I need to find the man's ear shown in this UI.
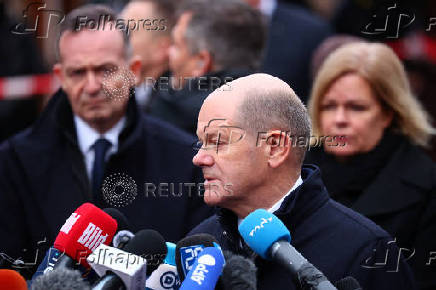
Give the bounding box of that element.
[129,55,142,85]
[265,130,292,168]
[192,50,212,77]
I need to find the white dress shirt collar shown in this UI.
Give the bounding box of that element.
[74,115,126,154]
[238,175,303,226]
[268,175,303,213]
[259,0,277,18]
[74,115,126,178]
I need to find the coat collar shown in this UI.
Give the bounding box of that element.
[216,165,330,253]
[11,89,145,236]
[352,140,434,216]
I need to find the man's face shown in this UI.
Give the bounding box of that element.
[192,92,267,209]
[169,12,199,86]
[121,2,169,79]
[54,28,134,130]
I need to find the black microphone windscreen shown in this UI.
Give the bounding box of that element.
[334,276,362,290]
[175,233,219,280]
[124,229,167,275]
[220,250,257,290]
[31,268,90,290]
[103,208,131,231]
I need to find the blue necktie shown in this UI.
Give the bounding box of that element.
[92,138,112,198]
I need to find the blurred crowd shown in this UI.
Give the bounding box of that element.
[0,0,435,289]
[2,0,436,156]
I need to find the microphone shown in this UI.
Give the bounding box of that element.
[88,244,147,290]
[145,242,179,290]
[91,229,167,289]
[164,242,176,266]
[219,251,257,290]
[112,230,135,249]
[0,269,27,290]
[239,209,337,290]
[102,208,131,232]
[334,277,362,290]
[179,247,225,290]
[54,203,118,269]
[31,203,117,281]
[103,208,134,249]
[145,263,180,290]
[175,233,220,281]
[31,247,64,280]
[31,268,91,290]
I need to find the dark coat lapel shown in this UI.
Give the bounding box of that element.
[352,141,434,217]
[11,90,90,239]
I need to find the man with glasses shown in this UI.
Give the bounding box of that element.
[187,73,416,290]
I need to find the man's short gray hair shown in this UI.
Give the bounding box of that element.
[56,4,132,61]
[237,85,312,166]
[178,0,266,71]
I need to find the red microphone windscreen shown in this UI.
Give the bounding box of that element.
[54,203,117,266]
[0,270,27,290]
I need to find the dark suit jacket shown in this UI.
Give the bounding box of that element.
[0,89,213,277]
[262,2,331,101]
[188,165,416,290]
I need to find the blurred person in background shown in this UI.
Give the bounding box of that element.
[243,0,332,101]
[148,0,266,135]
[121,0,176,111]
[306,42,436,290]
[310,34,365,81]
[0,4,212,278]
[0,1,46,142]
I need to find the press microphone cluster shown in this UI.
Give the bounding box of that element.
[174,234,258,290]
[31,203,118,282]
[90,229,167,290]
[29,202,361,290]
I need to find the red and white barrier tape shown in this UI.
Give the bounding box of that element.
[0,74,60,100]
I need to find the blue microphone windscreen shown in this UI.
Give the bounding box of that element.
[238,209,291,259]
[180,247,225,290]
[165,242,176,266]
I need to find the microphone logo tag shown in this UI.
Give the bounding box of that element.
[190,254,216,285]
[249,217,273,237]
[60,212,80,234]
[181,245,205,275]
[77,223,108,251]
